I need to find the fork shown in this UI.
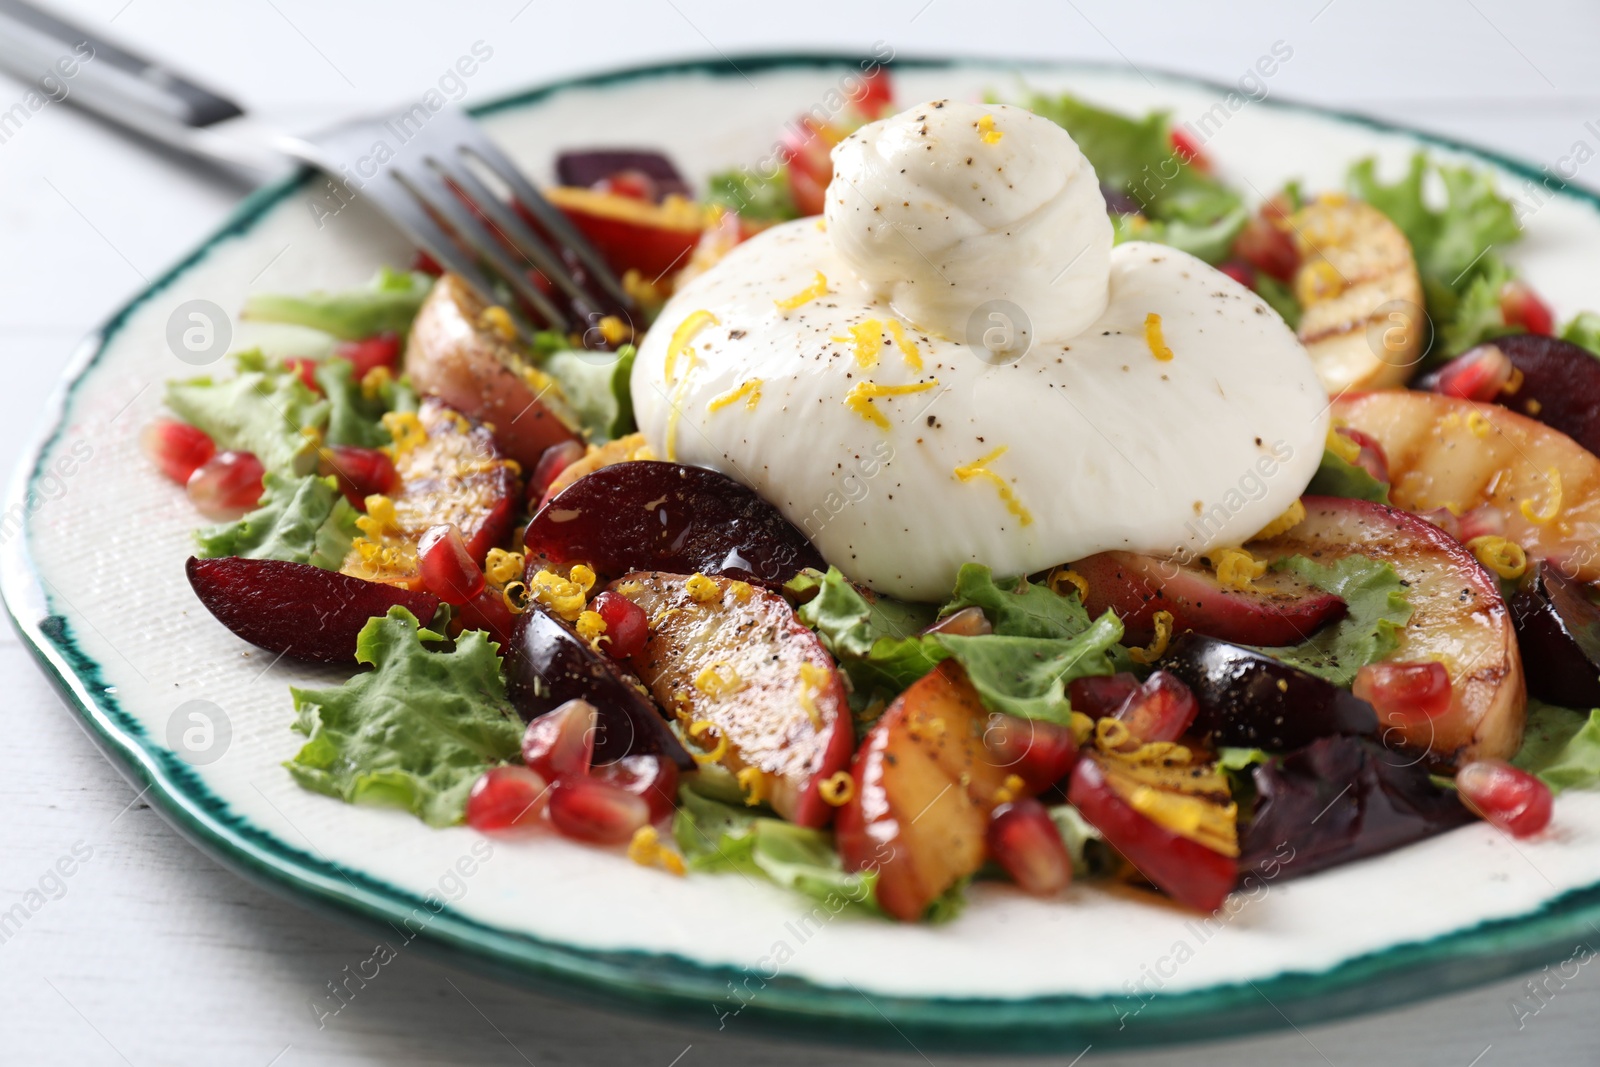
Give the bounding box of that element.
[0,0,634,339]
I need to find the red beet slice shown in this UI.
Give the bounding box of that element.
[524,461,825,586]
[187,556,441,663]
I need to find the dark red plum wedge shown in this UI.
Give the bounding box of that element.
[523,460,824,586]
[186,556,442,664]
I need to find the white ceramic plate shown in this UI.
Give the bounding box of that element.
[9,55,1600,1054]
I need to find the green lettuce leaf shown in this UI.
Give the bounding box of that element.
[939,564,1092,639]
[706,168,799,223]
[287,608,522,826]
[195,471,357,569]
[790,567,944,702]
[543,344,637,442]
[1255,554,1414,686]
[242,268,435,340]
[314,357,393,448]
[672,788,879,910]
[1047,804,1111,878]
[1012,90,1246,264]
[165,352,328,474]
[1253,272,1301,329]
[1559,312,1600,358]
[1513,699,1600,793]
[1347,153,1523,360]
[1307,447,1391,503]
[931,610,1124,724]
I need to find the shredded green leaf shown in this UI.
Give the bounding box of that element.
[706,168,799,223]
[1255,554,1413,686]
[1512,699,1600,793]
[542,344,637,443]
[932,611,1124,725]
[195,471,357,569]
[287,608,523,826]
[242,268,435,341]
[165,351,328,475]
[314,357,408,449]
[1009,89,1247,264]
[1559,312,1600,358]
[939,564,1092,639]
[1307,447,1391,504]
[672,787,880,910]
[789,567,944,703]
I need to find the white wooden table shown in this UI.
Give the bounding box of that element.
[5,1,1600,1062]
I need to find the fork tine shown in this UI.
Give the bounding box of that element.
[449,119,633,310]
[358,171,508,318]
[393,165,571,331]
[428,153,592,311]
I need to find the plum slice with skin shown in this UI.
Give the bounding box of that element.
[404,273,582,471]
[1251,495,1525,766]
[186,556,441,663]
[614,571,851,827]
[524,461,825,587]
[1510,561,1600,707]
[1333,390,1600,582]
[340,398,520,589]
[1161,632,1378,750]
[1073,549,1346,647]
[1419,334,1600,459]
[504,604,693,770]
[835,662,1019,921]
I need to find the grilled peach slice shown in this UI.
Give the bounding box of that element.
[1251,495,1525,765]
[404,272,581,470]
[1291,196,1426,393]
[613,572,852,827]
[835,663,1019,921]
[340,398,519,589]
[1334,390,1600,582]
[1073,549,1346,647]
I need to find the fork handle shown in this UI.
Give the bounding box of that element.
[0,0,287,181]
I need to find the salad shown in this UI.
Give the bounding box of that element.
[146,70,1600,923]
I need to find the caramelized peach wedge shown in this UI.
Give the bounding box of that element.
[1334,390,1600,583]
[611,571,854,828]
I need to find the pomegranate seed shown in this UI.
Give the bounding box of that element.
[548,775,651,845]
[321,444,397,508]
[466,765,550,830]
[595,169,659,202]
[923,605,993,637]
[1114,671,1198,744]
[410,249,444,277]
[1168,127,1211,172]
[1457,758,1553,838]
[983,712,1079,790]
[522,698,599,780]
[1353,661,1452,725]
[1218,258,1257,289]
[141,418,215,485]
[529,440,586,507]
[1068,672,1142,720]
[454,585,517,647]
[335,332,401,379]
[1230,208,1299,282]
[1500,279,1555,336]
[186,450,265,520]
[1069,757,1236,912]
[282,357,322,393]
[987,799,1072,897]
[592,754,680,823]
[590,591,649,660]
[1429,344,1514,402]
[1335,426,1391,484]
[417,524,485,605]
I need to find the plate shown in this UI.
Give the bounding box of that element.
[8,54,1600,1055]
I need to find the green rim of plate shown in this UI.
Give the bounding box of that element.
[6,53,1600,1055]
